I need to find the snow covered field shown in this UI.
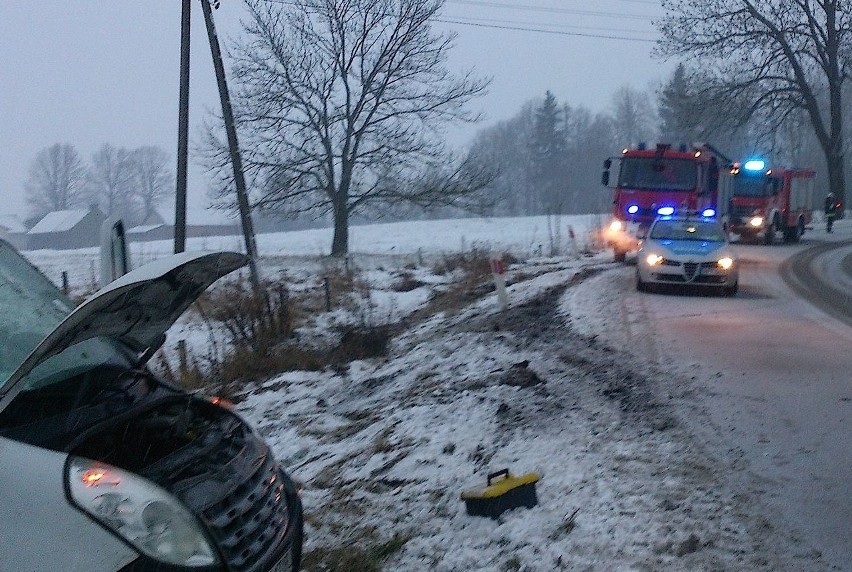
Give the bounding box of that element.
[22,214,831,571]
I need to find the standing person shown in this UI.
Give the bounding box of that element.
[825,192,838,233]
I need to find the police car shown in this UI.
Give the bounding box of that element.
[636,212,738,296]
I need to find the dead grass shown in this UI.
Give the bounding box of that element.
[300,532,410,572]
[398,249,504,327]
[390,271,426,292]
[328,325,391,364]
[169,248,511,392]
[196,277,293,353]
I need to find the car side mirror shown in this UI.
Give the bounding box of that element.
[601,170,610,186]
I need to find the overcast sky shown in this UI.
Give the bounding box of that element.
[0,0,670,219]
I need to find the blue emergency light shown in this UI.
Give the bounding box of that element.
[743,159,766,171]
[657,206,675,216]
[702,208,716,217]
[627,205,639,214]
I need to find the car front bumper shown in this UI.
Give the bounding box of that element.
[638,258,738,287]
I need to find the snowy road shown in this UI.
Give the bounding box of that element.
[568,230,852,570]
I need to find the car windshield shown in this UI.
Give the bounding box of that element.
[0,242,74,387]
[618,157,697,190]
[732,174,776,197]
[650,219,726,242]
[0,241,128,393]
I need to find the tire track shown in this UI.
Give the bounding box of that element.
[780,239,852,328]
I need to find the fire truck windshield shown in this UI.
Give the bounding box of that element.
[732,174,775,197]
[617,157,697,191]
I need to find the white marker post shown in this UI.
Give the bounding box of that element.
[490,254,509,310]
[568,225,580,259]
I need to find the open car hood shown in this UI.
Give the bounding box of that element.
[0,251,247,410]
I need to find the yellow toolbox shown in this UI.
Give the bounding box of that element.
[460,468,540,519]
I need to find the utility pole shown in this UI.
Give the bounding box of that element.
[174,0,190,254]
[200,0,261,290]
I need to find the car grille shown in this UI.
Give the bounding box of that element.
[201,445,291,572]
[140,409,293,572]
[730,205,756,224]
[654,261,725,284]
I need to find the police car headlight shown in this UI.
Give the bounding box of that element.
[609,220,623,232]
[749,216,764,227]
[66,457,218,567]
[645,254,664,266]
[717,257,734,270]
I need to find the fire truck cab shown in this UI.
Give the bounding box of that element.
[601,143,730,262]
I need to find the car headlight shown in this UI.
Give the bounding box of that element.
[749,216,764,227]
[645,254,664,266]
[66,457,218,567]
[609,220,623,232]
[717,257,734,270]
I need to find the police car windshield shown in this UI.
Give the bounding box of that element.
[650,219,725,242]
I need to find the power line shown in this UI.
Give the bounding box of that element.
[445,0,654,21]
[436,18,656,42]
[260,0,659,42]
[264,0,657,22]
[440,14,656,37]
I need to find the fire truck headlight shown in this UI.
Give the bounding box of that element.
[609,220,623,232]
[717,257,734,270]
[749,216,764,228]
[645,254,664,266]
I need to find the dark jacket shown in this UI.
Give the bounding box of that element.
[825,195,838,215]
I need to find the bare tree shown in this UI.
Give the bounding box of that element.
[86,144,135,219]
[611,85,656,145]
[25,143,87,218]
[531,91,567,216]
[132,146,173,223]
[657,0,852,205]
[205,0,491,255]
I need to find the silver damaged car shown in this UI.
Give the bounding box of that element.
[0,240,303,572]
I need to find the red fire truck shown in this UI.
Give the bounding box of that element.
[601,142,731,262]
[724,159,816,244]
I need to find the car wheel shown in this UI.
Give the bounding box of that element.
[724,281,738,297]
[764,220,776,245]
[783,219,803,243]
